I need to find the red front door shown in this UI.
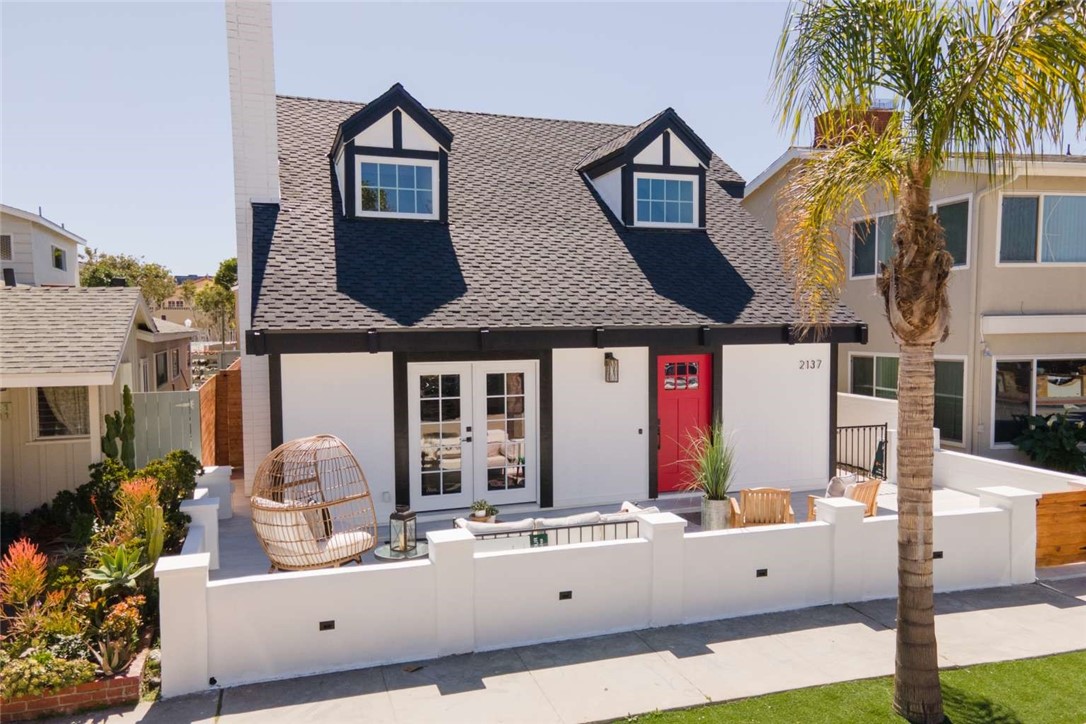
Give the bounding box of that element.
[657,354,713,493]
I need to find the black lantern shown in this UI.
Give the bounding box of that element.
[389,505,417,553]
[604,352,620,383]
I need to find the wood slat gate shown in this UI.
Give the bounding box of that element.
[131,391,202,469]
[1036,489,1086,567]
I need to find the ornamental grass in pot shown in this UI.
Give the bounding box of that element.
[682,418,736,530]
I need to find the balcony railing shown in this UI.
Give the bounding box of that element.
[835,424,888,481]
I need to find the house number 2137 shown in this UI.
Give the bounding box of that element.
[799,359,822,370]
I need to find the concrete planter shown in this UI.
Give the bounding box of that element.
[701,497,732,531]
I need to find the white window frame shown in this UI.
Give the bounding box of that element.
[30,387,90,441]
[847,211,896,279]
[632,171,700,229]
[354,155,440,221]
[990,353,1086,449]
[847,351,968,446]
[51,245,67,271]
[849,195,972,279]
[0,234,11,261]
[171,348,181,380]
[996,192,1086,267]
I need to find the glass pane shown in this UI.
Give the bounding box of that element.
[934,360,964,396]
[664,377,676,390]
[937,201,969,266]
[440,422,461,440]
[416,191,433,214]
[416,166,433,190]
[507,419,525,440]
[441,399,460,422]
[636,177,651,200]
[676,363,687,375]
[506,373,524,395]
[379,164,398,187]
[876,215,895,269]
[487,373,504,396]
[1035,358,1086,416]
[651,179,666,200]
[664,363,675,376]
[852,220,876,276]
[679,202,693,224]
[665,201,678,223]
[398,190,416,214]
[934,360,965,443]
[506,470,526,489]
[442,471,461,494]
[421,473,441,496]
[385,189,398,212]
[687,376,699,389]
[420,375,439,398]
[851,356,874,396]
[420,400,440,422]
[487,396,504,417]
[1041,196,1086,262]
[688,362,698,375]
[378,189,391,212]
[651,201,665,222]
[506,395,525,417]
[875,356,899,393]
[1000,197,1038,262]
[665,179,680,201]
[360,187,378,211]
[441,374,460,397]
[398,165,415,189]
[488,468,506,490]
[994,361,1032,443]
[637,200,650,222]
[679,181,693,202]
[360,163,380,187]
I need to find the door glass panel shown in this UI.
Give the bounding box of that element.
[487,373,504,396]
[418,372,464,497]
[484,370,527,492]
[994,361,1031,443]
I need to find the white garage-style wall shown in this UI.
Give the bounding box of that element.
[720,343,831,491]
[280,353,397,520]
[552,347,649,508]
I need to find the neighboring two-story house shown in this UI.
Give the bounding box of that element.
[743,115,1086,462]
[226,2,865,522]
[0,204,83,287]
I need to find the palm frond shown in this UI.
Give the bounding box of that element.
[776,116,907,331]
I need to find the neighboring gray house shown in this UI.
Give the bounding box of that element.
[0,204,83,288]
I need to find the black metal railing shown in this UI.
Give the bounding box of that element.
[835,424,888,481]
[461,519,641,547]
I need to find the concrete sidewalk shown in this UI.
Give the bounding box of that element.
[44,576,1086,724]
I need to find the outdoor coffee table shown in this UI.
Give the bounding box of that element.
[373,542,429,562]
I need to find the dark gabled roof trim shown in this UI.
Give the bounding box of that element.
[579,108,713,177]
[331,83,454,157]
[246,323,867,356]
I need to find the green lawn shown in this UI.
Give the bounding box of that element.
[624,651,1086,724]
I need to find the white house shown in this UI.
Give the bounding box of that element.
[227,4,866,523]
[0,204,83,288]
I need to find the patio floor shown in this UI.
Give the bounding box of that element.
[210,477,979,581]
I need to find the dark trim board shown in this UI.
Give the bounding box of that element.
[353,146,441,160]
[248,324,867,356]
[391,110,403,150]
[828,343,839,480]
[392,350,554,510]
[343,140,356,217]
[269,353,284,448]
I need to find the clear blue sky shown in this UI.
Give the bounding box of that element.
[4,2,1079,275]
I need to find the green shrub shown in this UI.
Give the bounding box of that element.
[1013,413,1086,473]
[46,633,87,661]
[0,650,96,699]
[140,450,202,549]
[83,544,151,598]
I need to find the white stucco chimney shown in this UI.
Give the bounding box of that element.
[226,0,279,489]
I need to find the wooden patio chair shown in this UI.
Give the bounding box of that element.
[730,487,795,528]
[807,479,881,521]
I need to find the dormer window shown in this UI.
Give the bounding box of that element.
[635,175,695,226]
[357,159,437,219]
[331,83,453,223]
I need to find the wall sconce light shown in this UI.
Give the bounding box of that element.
[604,352,620,383]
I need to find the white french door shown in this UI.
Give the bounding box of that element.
[407,360,538,512]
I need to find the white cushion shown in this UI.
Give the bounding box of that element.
[535,511,602,528]
[826,474,858,498]
[599,506,659,524]
[455,517,536,535]
[619,501,643,513]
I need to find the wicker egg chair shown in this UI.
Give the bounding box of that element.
[250,435,378,571]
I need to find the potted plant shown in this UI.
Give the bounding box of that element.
[470,499,498,523]
[681,417,736,531]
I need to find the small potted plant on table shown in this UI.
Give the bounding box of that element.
[682,417,736,531]
[470,499,498,523]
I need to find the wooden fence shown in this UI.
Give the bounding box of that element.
[1036,489,1086,567]
[131,391,202,468]
[199,359,243,469]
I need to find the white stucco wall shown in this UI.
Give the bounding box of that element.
[633,135,663,165]
[669,136,700,167]
[401,111,441,152]
[590,167,622,220]
[720,343,831,491]
[353,112,393,147]
[280,353,397,520]
[30,230,78,286]
[552,347,649,508]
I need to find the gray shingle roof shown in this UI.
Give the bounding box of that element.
[576,111,666,170]
[251,95,859,332]
[151,318,199,336]
[0,287,141,377]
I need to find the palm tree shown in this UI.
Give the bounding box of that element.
[771,2,1086,721]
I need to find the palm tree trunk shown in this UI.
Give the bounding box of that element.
[893,341,943,723]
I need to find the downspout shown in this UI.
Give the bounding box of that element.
[969,171,1021,453]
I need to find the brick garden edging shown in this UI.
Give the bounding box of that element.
[0,647,149,723]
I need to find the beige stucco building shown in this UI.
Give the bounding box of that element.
[745,150,1086,462]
